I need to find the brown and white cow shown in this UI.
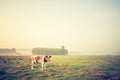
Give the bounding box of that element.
[31,55,52,70]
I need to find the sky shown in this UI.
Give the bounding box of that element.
[0,0,120,52]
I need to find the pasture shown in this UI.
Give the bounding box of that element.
[0,55,120,80]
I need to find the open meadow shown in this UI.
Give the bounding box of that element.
[0,55,120,80]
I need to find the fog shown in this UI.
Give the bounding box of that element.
[0,0,120,55]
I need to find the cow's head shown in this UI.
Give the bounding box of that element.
[44,55,52,62]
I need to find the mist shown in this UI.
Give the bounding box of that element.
[0,0,120,55]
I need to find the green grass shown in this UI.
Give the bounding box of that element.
[0,55,120,80]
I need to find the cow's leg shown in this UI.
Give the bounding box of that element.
[31,60,34,69]
[44,63,46,70]
[41,56,45,71]
[41,62,44,71]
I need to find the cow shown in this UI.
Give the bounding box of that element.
[31,55,52,71]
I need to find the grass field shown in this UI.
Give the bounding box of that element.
[0,55,120,80]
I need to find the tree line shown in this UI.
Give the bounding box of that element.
[0,48,16,53]
[32,46,68,55]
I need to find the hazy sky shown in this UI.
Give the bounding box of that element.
[0,0,120,52]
